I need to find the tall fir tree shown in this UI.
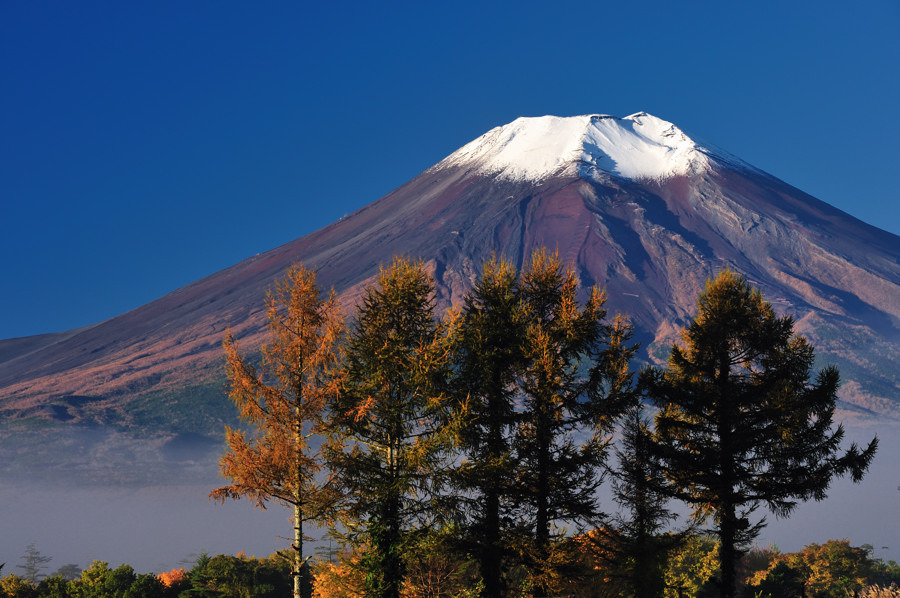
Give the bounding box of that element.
[210,263,343,598]
[512,249,636,595]
[326,257,455,598]
[451,256,525,598]
[642,270,878,598]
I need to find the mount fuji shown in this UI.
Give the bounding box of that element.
[1,111,898,483]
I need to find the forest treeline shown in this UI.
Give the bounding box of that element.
[2,538,900,598]
[207,250,877,598]
[4,250,882,598]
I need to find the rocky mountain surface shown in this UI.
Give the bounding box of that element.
[2,112,898,483]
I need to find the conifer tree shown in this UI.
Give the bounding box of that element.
[642,270,878,598]
[451,257,524,598]
[591,408,685,598]
[210,263,343,598]
[17,542,52,584]
[512,249,636,594]
[326,257,455,598]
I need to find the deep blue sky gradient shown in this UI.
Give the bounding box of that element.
[2,1,898,339]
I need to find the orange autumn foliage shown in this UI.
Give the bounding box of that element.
[312,551,366,598]
[157,567,186,588]
[210,263,344,598]
[575,528,618,575]
[210,263,343,512]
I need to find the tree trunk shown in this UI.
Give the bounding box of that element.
[295,390,305,598]
[718,510,738,598]
[382,436,403,598]
[384,493,403,598]
[294,501,303,598]
[480,371,508,598]
[717,353,737,598]
[534,397,551,597]
[481,489,502,598]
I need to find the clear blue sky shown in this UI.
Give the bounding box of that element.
[2,1,898,340]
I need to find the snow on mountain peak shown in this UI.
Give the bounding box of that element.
[441,112,709,182]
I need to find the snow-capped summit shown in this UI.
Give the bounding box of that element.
[440,112,709,182]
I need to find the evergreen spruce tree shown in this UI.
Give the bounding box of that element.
[512,249,636,594]
[210,263,343,598]
[642,270,878,598]
[327,257,454,598]
[451,257,524,598]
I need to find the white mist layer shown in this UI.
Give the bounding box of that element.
[442,112,711,182]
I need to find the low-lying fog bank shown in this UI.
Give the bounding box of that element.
[0,482,288,574]
[1,424,896,574]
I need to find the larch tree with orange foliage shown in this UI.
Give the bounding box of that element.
[211,263,343,598]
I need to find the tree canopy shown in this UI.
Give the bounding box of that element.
[449,251,636,597]
[201,259,882,598]
[642,270,878,598]
[210,263,343,598]
[450,256,524,598]
[325,257,456,598]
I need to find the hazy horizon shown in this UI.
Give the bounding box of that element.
[2,423,896,574]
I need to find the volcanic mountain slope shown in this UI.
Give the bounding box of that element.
[1,112,899,480]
